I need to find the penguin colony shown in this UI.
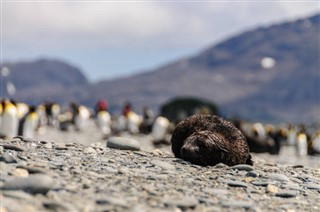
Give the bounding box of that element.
[0,99,319,166]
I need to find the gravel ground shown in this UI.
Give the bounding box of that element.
[0,120,319,212]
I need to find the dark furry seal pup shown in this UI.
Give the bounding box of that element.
[171,114,253,166]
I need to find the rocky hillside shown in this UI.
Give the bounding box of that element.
[85,13,319,123]
[1,59,89,104]
[1,13,319,124]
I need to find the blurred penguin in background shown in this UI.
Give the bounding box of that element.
[296,125,309,157]
[117,101,142,135]
[287,124,297,146]
[310,131,320,155]
[95,99,112,138]
[18,105,39,138]
[0,102,3,138]
[44,101,61,127]
[0,99,19,138]
[151,116,171,147]
[15,101,29,120]
[139,106,155,134]
[70,102,90,131]
[126,108,142,135]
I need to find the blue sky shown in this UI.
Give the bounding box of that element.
[1,1,319,82]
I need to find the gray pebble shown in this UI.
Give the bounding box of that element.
[203,188,229,195]
[283,183,304,191]
[246,171,259,178]
[96,196,128,207]
[21,137,37,143]
[251,181,270,187]
[17,165,47,174]
[54,143,68,150]
[105,167,118,174]
[163,197,198,209]
[84,147,97,154]
[302,183,320,191]
[214,163,229,169]
[275,190,297,198]
[43,201,76,212]
[44,143,53,149]
[0,174,55,194]
[3,144,25,152]
[0,153,17,163]
[221,200,254,208]
[268,173,290,182]
[231,164,254,171]
[2,190,34,200]
[107,137,141,151]
[226,180,247,187]
[150,160,175,170]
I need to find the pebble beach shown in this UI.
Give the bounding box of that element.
[1,121,319,212]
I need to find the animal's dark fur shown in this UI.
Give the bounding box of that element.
[171,114,253,166]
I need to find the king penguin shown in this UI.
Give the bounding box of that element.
[18,105,39,138]
[96,110,112,138]
[1,99,19,138]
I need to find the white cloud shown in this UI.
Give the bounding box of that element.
[2,1,318,50]
[1,1,319,81]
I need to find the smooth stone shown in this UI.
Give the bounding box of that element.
[17,166,47,174]
[3,144,25,152]
[54,143,68,150]
[17,155,28,161]
[214,163,229,169]
[268,173,290,182]
[84,147,97,154]
[105,167,118,174]
[246,171,259,178]
[107,137,140,151]
[96,196,128,207]
[44,143,53,149]
[163,197,198,209]
[203,188,229,195]
[43,201,74,211]
[0,174,55,194]
[21,137,37,143]
[303,183,320,190]
[11,137,24,141]
[10,168,29,177]
[0,153,17,163]
[245,177,254,183]
[226,180,247,187]
[230,164,254,171]
[291,165,304,168]
[251,181,270,187]
[2,190,34,200]
[147,174,168,180]
[283,183,304,191]
[118,167,130,175]
[266,184,279,193]
[152,149,163,156]
[221,200,254,208]
[275,190,297,198]
[0,162,7,172]
[150,160,175,170]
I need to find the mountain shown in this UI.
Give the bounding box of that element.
[1,13,319,124]
[84,13,319,123]
[1,59,89,104]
